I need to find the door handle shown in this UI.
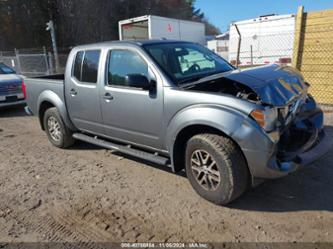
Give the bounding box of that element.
[103,93,114,101]
[70,89,77,96]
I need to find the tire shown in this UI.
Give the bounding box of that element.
[185,133,249,205]
[43,107,75,148]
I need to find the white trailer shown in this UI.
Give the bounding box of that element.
[119,15,206,45]
[228,14,296,66]
[207,39,229,60]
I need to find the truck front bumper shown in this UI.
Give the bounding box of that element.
[236,106,332,181]
[267,127,332,175]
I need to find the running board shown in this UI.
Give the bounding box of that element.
[72,133,170,166]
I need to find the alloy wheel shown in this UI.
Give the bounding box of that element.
[190,149,221,191]
[47,116,61,141]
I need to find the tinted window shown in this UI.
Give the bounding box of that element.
[81,50,100,83]
[72,50,100,83]
[107,50,148,87]
[73,51,84,80]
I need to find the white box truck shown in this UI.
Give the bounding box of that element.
[207,39,229,60]
[228,14,296,66]
[119,15,206,45]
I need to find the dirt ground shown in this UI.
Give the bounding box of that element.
[0,106,333,244]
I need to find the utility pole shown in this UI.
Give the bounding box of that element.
[46,20,60,73]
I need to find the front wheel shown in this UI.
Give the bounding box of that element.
[43,107,75,148]
[185,134,249,205]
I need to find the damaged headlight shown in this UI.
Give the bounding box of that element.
[250,107,278,132]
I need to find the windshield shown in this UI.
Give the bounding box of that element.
[0,63,15,74]
[143,42,234,85]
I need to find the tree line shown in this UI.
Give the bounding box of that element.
[0,0,220,50]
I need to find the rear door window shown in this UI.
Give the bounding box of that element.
[73,51,84,80]
[73,50,100,84]
[81,51,100,83]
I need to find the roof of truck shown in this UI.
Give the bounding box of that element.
[74,39,191,49]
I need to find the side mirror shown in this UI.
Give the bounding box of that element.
[125,74,153,90]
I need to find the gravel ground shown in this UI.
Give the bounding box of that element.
[0,106,333,244]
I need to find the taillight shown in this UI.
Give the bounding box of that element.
[22,80,27,99]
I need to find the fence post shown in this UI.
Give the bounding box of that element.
[292,6,304,69]
[14,48,22,74]
[43,46,50,75]
[234,24,241,67]
[250,45,253,65]
[46,20,60,73]
[48,52,54,74]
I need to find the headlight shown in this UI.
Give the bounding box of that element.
[250,107,278,132]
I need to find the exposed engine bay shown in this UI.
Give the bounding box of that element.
[186,78,262,104]
[181,64,309,107]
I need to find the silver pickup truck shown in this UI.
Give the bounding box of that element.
[24,40,331,205]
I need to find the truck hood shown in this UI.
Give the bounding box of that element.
[224,64,308,106]
[0,74,22,84]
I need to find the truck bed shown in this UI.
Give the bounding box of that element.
[24,74,65,115]
[33,74,65,80]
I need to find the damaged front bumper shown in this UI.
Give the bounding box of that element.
[269,93,332,172]
[236,98,332,181]
[272,128,331,173]
[268,110,331,176]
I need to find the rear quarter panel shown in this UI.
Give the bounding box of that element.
[25,78,75,130]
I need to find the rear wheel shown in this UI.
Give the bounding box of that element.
[185,134,249,205]
[43,107,75,148]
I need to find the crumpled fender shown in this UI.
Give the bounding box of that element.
[165,104,250,172]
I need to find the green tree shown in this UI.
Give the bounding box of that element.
[0,0,221,50]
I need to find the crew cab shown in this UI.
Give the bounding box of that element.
[24,40,332,205]
[0,63,25,108]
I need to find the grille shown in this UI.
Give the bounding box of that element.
[0,83,22,95]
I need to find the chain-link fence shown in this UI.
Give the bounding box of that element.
[229,14,295,66]
[293,7,333,125]
[58,53,69,73]
[0,48,68,77]
[18,50,50,76]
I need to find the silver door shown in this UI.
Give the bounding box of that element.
[65,50,104,134]
[100,49,163,149]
